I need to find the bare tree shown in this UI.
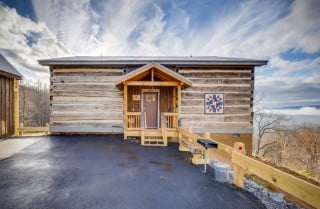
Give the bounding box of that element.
[261,125,290,164]
[19,82,50,126]
[254,111,286,155]
[253,92,287,156]
[292,125,320,174]
[32,83,50,126]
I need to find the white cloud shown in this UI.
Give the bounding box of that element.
[0,4,69,85]
[264,107,320,116]
[268,56,320,76]
[29,0,320,58]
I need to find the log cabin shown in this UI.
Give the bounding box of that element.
[0,53,21,138]
[39,56,267,153]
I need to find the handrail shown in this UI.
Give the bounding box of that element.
[163,112,179,129]
[127,112,141,129]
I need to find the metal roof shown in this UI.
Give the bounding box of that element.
[39,56,268,67]
[0,53,22,79]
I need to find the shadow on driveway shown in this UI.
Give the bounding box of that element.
[0,135,265,209]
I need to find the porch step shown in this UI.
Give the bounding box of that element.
[142,129,166,146]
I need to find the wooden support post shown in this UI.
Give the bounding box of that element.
[192,153,205,165]
[233,164,245,188]
[177,85,181,115]
[178,132,189,151]
[123,83,128,139]
[141,129,145,145]
[19,123,23,136]
[173,87,176,112]
[234,142,246,154]
[164,129,167,146]
[204,132,210,139]
[14,79,19,136]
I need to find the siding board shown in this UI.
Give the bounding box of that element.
[51,76,118,83]
[0,75,15,137]
[52,83,118,91]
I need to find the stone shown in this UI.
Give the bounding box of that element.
[243,178,302,209]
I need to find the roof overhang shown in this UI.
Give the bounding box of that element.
[0,70,22,79]
[39,56,268,67]
[115,62,192,89]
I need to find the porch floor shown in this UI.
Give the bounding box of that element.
[0,135,265,209]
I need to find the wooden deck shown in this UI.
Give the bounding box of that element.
[125,112,179,146]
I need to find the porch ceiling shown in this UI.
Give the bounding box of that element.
[115,62,192,89]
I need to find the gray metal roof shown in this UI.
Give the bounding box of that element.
[39,56,268,67]
[0,53,22,78]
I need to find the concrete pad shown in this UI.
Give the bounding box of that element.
[0,137,40,160]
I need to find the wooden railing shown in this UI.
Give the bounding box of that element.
[163,113,179,129]
[126,112,179,130]
[127,112,141,129]
[177,127,320,209]
[19,123,49,136]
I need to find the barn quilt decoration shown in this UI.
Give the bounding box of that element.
[204,93,224,114]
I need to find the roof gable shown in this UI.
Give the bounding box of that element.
[115,62,192,88]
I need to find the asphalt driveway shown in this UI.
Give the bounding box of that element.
[0,135,265,209]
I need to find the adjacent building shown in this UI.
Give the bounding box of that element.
[0,53,22,138]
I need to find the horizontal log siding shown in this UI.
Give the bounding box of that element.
[50,68,124,133]
[179,68,254,133]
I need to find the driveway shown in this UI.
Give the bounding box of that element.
[0,135,265,209]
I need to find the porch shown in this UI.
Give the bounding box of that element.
[115,62,192,146]
[125,112,179,146]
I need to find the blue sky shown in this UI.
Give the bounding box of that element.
[0,0,319,116]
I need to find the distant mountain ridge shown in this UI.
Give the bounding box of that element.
[266,105,320,110]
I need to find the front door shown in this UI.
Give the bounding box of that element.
[142,90,159,129]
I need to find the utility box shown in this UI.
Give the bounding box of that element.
[212,162,230,183]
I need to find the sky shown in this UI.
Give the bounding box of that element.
[0,0,319,117]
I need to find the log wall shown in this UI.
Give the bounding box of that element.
[50,68,124,133]
[0,75,15,137]
[178,67,254,134]
[49,65,255,136]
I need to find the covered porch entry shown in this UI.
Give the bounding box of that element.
[115,63,192,146]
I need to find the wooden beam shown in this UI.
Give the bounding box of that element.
[151,68,154,82]
[173,87,176,112]
[126,81,179,86]
[13,79,19,136]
